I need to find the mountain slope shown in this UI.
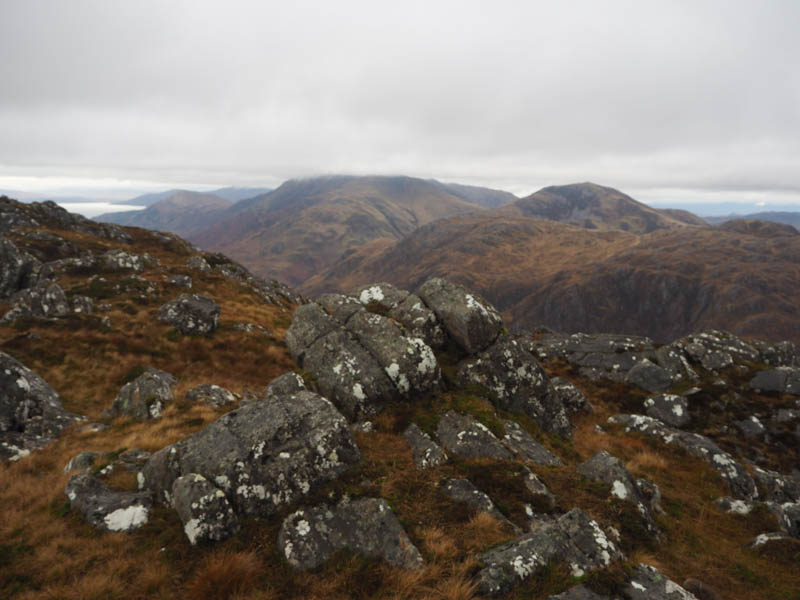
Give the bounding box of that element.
[434,181,517,208]
[705,211,800,231]
[497,182,707,233]
[189,175,488,286]
[305,212,800,343]
[96,191,232,237]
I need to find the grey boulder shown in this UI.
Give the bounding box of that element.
[625,564,700,599]
[109,368,177,421]
[750,367,800,395]
[66,473,152,532]
[0,352,83,461]
[403,423,447,469]
[278,497,423,570]
[625,359,673,393]
[265,372,307,398]
[186,256,211,272]
[643,394,690,428]
[417,277,503,354]
[141,390,360,516]
[501,420,563,467]
[158,294,220,335]
[3,283,71,321]
[443,478,516,531]
[437,411,512,460]
[0,236,39,299]
[184,384,237,407]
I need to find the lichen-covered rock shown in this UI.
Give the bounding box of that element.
[346,311,440,396]
[458,336,571,436]
[184,384,237,407]
[576,451,660,538]
[317,293,364,323]
[551,377,591,414]
[0,236,39,299]
[644,394,690,428]
[355,282,409,310]
[72,295,94,314]
[437,411,512,460]
[749,464,800,503]
[167,274,192,289]
[278,497,423,570]
[609,414,757,500]
[417,277,503,354]
[64,451,101,474]
[0,352,83,461]
[285,303,339,360]
[158,294,220,336]
[734,416,766,439]
[187,256,211,272]
[171,473,239,544]
[547,585,608,599]
[625,564,700,599]
[265,372,307,398]
[403,423,447,469]
[750,367,800,395]
[301,328,398,420]
[476,508,623,596]
[65,473,152,532]
[443,478,515,530]
[4,283,71,320]
[141,390,360,517]
[501,420,563,466]
[109,368,177,421]
[768,501,800,538]
[626,359,674,393]
[100,249,149,272]
[523,469,556,509]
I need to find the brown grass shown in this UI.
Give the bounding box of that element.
[185,551,262,600]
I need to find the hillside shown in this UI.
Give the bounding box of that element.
[1,198,799,600]
[497,183,707,233]
[304,213,800,343]
[189,175,489,286]
[705,211,800,231]
[97,190,232,237]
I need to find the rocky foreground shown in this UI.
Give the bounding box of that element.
[1,196,800,599]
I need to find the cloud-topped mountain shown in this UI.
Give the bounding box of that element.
[189,175,497,286]
[498,182,707,233]
[97,190,233,237]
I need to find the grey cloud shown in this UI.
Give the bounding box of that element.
[0,0,799,203]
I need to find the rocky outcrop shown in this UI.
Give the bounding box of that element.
[0,352,83,461]
[2,283,71,321]
[100,249,150,272]
[141,390,360,519]
[610,414,757,501]
[171,473,239,545]
[625,359,674,393]
[186,256,211,272]
[458,336,571,436]
[278,497,423,570]
[109,368,177,421]
[158,294,220,335]
[501,420,563,466]
[417,277,503,354]
[643,394,690,428]
[166,274,192,289]
[184,384,237,407]
[576,451,660,538]
[286,294,441,420]
[436,411,512,460]
[403,423,447,469]
[476,508,623,596]
[65,474,152,532]
[0,236,39,299]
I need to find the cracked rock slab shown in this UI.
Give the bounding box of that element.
[171,473,239,544]
[476,508,623,596]
[643,394,690,428]
[158,294,220,336]
[437,411,512,460]
[66,474,152,532]
[501,420,563,466]
[278,497,423,570]
[609,414,757,501]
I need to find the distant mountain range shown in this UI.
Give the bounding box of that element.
[704,211,800,231]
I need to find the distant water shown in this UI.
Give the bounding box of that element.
[56,202,145,219]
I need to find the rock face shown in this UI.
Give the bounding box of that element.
[109,368,177,421]
[750,367,800,395]
[184,384,237,407]
[436,411,512,460]
[458,336,571,436]
[476,508,623,596]
[0,237,39,299]
[141,390,360,518]
[610,414,757,501]
[417,277,503,354]
[576,451,660,537]
[286,294,441,421]
[403,423,447,469]
[278,497,423,570]
[171,473,239,545]
[158,294,220,335]
[65,474,152,532]
[0,352,82,461]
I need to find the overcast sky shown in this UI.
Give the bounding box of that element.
[1,0,799,210]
